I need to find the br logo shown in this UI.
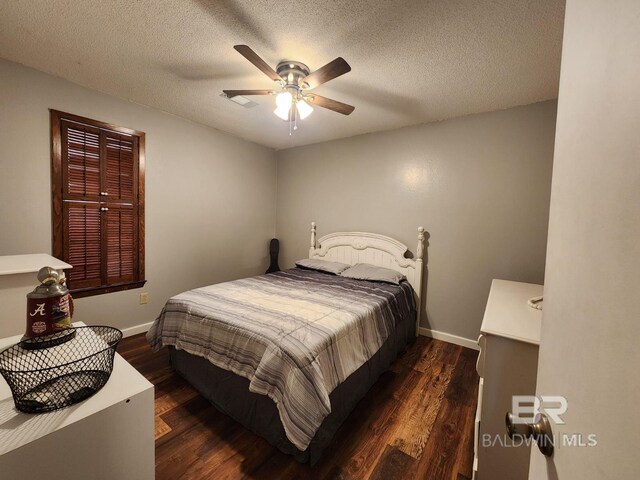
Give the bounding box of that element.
[512,395,568,425]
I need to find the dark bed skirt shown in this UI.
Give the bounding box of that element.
[169,312,416,465]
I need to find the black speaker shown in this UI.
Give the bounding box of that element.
[266,238,280,274]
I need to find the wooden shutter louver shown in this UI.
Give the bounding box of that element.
[52,110,145,297]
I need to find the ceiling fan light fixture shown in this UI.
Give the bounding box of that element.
[296,99,313,119]
[274,105,291,120]
[275,91,293,109]
[274,91,294,120]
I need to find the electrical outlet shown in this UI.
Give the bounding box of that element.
[140,292,148,305]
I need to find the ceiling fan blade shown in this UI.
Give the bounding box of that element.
[305,94,355,115]
[301,58,351,90]
[233,45,283,83]
[223,89,275,98]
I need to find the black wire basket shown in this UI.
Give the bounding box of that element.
[0,326,122,413]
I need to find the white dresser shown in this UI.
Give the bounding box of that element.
[473,279,543,480]
[0,323,155,480]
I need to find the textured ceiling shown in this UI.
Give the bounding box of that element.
[0,0,565,149]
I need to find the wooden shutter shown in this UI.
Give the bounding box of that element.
[106,204,137,284]
[62,122,101,199]
[104,132,137,201]
[64,202,102,289]
[52,110,145,297]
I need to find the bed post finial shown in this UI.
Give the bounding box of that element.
[309,222,317,258]
[415,226,425,337]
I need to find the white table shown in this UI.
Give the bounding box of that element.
[0,254,71,276]
[0,323,154,480]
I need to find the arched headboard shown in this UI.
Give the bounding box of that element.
[308,222,424,336]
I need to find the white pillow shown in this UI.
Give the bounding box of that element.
[340,263,406,285]
[295,258,350,275]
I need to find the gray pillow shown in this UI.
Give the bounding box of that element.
[295,258,350,275]
[340,263,406,285]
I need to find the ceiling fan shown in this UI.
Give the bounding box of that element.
[223,45,354,133]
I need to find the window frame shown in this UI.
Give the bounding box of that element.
[51,109,146,298]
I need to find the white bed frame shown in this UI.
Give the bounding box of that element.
[309,222,425,336]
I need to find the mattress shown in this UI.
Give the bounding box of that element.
[169,311,414,464]
[147,267,415,451]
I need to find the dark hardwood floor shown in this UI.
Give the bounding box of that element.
[118,334,479,480]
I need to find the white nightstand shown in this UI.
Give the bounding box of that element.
[0,323,154,480]
[473,279,543,480]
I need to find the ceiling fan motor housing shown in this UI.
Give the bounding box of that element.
[276,61,310,93]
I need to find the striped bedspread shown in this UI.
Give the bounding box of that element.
[147,268,415,451]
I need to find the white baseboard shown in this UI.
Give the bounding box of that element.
[419,327,479,351]
[122,321,154,338]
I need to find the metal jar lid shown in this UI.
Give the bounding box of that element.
[27,267,70,298]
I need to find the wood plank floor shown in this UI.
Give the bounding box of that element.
[118,334,479,480]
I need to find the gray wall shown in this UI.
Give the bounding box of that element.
[276,101,556,342]
[0,57,556,344]
[0,59,277,337]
